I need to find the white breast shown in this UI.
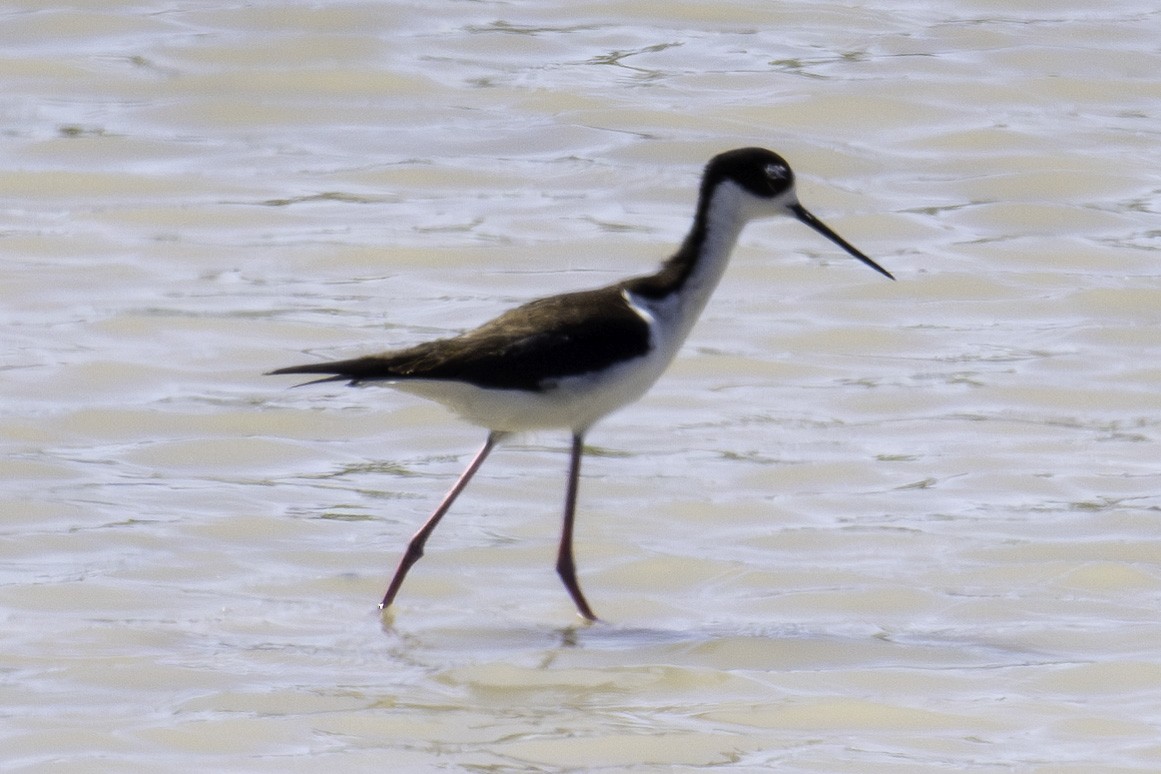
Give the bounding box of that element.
[386,290,687,433]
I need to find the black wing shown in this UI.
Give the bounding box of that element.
[269,285,652,392]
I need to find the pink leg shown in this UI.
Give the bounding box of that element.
[556,433,598,621]
[380,432,501,611]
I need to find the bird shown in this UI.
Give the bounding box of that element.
[269,147,893,622]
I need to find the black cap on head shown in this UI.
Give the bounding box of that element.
[703,147,796,199]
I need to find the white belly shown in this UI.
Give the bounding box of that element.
[387,348,669,432]
[382,289,689,433]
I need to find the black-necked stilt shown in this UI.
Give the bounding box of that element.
[270,147,893,621]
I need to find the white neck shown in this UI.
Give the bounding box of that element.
[672,180,790,336]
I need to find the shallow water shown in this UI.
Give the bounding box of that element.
[3,1,1161,771]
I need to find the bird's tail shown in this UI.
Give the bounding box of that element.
[266,356,392,387]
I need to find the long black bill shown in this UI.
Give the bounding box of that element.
[790,203,894,281]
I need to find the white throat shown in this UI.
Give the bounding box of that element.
[676,180,796,331]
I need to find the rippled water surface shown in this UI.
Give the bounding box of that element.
[3,1,1161,771]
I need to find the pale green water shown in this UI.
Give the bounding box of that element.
[3,1,1161,771]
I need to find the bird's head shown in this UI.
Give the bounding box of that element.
[702,147,894,280]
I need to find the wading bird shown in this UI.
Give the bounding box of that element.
[270,147,893,621]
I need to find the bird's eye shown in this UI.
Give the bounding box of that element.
[765,163,789,181]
